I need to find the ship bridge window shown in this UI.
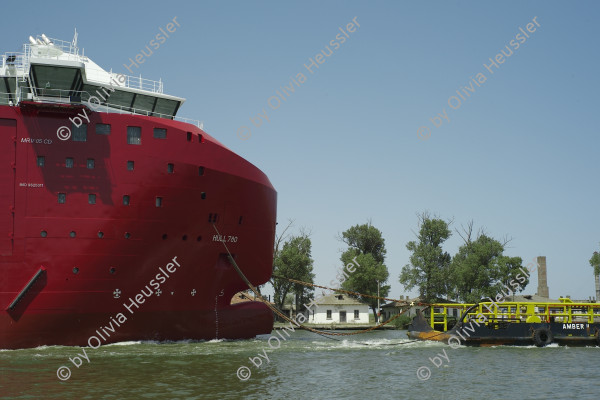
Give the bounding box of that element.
[65,158,74,168]
[187,132,192,141]
[127,161,135,171]
[127,126,141,145]
[96,123,111,135]
[82,84,107,106]
[0,77,17,105]
[152,98,180,118]
[87,158,95,169]
[30,65,82,95]
[72,123,87,142]
[133,94,156,114]
[58,193,66,204]
[88,194,96,204]
[123,195,130,206]
[154,128,167,139]
[107,90,136,112]
[37,156,45,167]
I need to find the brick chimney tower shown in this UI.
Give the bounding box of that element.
[536,256,549,298]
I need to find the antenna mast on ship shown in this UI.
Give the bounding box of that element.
[72,28,78,49]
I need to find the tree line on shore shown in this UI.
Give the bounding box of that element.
[269,213,600,322]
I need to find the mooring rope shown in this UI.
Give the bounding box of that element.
[212,224,432,338]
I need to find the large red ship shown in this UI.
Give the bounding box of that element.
[0,34,276,349]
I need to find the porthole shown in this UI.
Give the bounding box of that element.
[124,232,131,239]
[73,267,79,274]
[182,235,188,241]
[41,230,47,237]
[162,234,168,240]
[109,267,116,274]
[70,231,76,238]
[98,231,104,238]
[196,236,202,242]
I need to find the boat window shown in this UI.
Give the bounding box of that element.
[65,158,74,168]
[82,84,106,106]
[108,90,136,112]
[0,78,16,105]
[58,193,66,204]
[123,195,130,205]
[72,123,87,142]
[198,166,204,176]
[187,132,192,141]
[127,161,134,171]
[156,197,163,207]
[96,124,111,135]
[127,126,141,145]
[87,158,95,169]
[154,128,167,139]
[132,94,156,114]
[88,194,96,204]
[37,156,45,167]
[167,163,174,174]
[30,65,81,93]
[152,98,179,117]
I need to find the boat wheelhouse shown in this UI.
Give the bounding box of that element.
[0,33,203,126]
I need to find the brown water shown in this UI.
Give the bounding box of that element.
[1,330,598,399]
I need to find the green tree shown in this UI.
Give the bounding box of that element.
[339,222,390,322]
[272,232,315,313]
[341,221,386,264]
[450,225,526,303]
[399,213,453,302]
[590,247,600,300]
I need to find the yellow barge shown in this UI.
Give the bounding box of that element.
[407,298,600,347]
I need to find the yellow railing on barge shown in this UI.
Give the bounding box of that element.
[429,298,600,331]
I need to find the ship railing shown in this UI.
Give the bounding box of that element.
[113,73,164,94]
[9,86,202,129]
[1,52,28,70]
[24,43,88,64]
[36,37,80,56]
[429,304,474,332]
[0,91,14,105]
[467,302,600,326]
[428,301,600,331]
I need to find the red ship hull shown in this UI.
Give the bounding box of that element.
[0,103,276,349]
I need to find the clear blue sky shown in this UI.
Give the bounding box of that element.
[3,1,599,301]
